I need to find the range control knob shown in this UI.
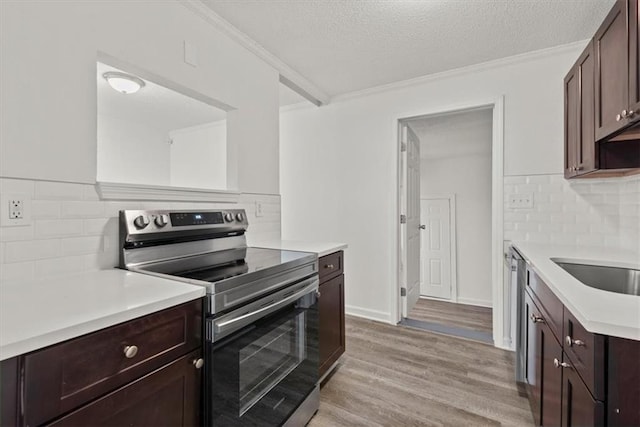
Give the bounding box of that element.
[224,212,234,222]
[236,212,244,222]
[155,214,169,228]
[133,215,150,229]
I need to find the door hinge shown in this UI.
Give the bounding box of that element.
[400,214,406,224]
[400,142,407,152]
[400,287,407,297]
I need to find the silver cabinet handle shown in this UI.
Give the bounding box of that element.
[123,345,138,359]
[325,264,334,269]
[316,290,321,298]
[616,113,623,121]
[628,109,636,118]
[193,358,204,369]
[622,109,629,119]
[566,335,585,347]
[553,358,571,369]
[530,313,545,324]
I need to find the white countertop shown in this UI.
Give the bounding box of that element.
[253,240,347,257]
[0,269,206,361]
[512,242,640,340]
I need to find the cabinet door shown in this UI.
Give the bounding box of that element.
[608,337,640,426]
[318,274,345,379]
[540,322,563,427]
[46,350,202,427]
[576,42,596,175]
[564,63,579,178]
[561,358,604,427]
[629,0,640,116]
[0,357,19,427]
[595,0,630,140]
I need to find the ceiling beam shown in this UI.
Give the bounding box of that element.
[180,0,330,106]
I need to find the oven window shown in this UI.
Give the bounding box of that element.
[239,312,306,415]
[207,293,318,426]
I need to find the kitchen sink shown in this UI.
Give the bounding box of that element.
[553,260,640,296]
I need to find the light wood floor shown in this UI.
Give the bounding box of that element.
[408,298,493,334]
[309,316,532,427]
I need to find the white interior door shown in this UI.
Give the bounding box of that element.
[420,198,452,299]
[402,125,421,317]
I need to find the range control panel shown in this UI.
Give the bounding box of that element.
[120,209,248,238]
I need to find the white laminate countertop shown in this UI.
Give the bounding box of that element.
[0,269,206,361]
[252,240,348,257]
[512,242,640,340]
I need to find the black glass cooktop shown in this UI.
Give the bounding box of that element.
[143,247,316,285]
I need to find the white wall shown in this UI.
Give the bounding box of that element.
[0,0,279,194]
[169,121,227,189]
[97,114,171,186]
[419,112,493,306]
[280,42,628,323]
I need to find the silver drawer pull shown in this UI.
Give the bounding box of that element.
[193,358,204,369]
[123,345,138,359]
[566,335,585,347]
[530,313,544,324]
[553,358,571,369]
[325,264,334,269]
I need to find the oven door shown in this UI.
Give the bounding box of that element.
[206,280,319,426]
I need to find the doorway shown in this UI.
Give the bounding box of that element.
[395,98,506,348]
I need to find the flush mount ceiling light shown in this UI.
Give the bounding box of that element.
[103,71,145,94]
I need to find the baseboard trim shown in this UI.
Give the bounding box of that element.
[345,305,392,324]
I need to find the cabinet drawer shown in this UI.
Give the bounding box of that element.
[319,251,343,282]
[526,268,563,342]
[563,307,605,400]
[24,299,202,426]
[46,349,202,427]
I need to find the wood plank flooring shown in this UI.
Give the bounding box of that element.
[309,316,532,427]
[408,298,493,334]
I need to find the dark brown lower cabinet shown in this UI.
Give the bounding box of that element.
[319,273,345,379]
[47,349,201,427]
[318,251,346,380]
[0,357,19,427]
[540,323,563,427]
[561,360,604,427]
[608,337,640,426]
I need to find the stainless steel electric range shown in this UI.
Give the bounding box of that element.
[119,209,320,427]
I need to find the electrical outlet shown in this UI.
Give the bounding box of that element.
[1,193,31,226]
[508,193,534,209]
[255,201,264,217]
[9,199,24,219]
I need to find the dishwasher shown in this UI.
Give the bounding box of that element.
[509,245,527,384]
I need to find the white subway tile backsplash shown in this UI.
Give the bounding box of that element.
[5,239,61,263]
[0,225,35,242]
[61,236,105,256]
[0,179,282,278]
[61,201,105,218]
[35,219,83,238]
[505,174,640,255]
[32,200,61,219]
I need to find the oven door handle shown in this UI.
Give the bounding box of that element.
[213,277,319,339]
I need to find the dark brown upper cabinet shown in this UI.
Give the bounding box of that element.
[564,41,596,178]
[564,0,640,179]
[594,0,630,141]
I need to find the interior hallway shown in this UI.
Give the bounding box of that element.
[408,298,493,334]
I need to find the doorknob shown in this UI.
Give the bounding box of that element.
[419,224,426,230]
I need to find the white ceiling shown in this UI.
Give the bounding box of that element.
[203,0,614,98]
[97,62,226,134]
[408,108,493,160]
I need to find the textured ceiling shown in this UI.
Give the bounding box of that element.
[408,108,492,160]
[203,0,615,97]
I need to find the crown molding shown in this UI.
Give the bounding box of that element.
[179,0,330,106]
[331,40,589,104]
